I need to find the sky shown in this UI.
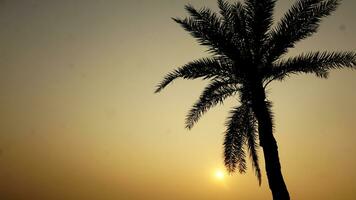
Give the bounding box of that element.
[0,0,355,199]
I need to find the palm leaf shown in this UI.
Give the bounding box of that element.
[155,57,233,93]
[266,0,340,62]
[186,79,240,129]
[263,51,356,85]
[173,5,242,60]
[224,105,248,174]
[244,109,262,185]
[245,0,276,54]
[217,0,233,20]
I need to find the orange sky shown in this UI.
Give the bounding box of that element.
[0,0,355,199]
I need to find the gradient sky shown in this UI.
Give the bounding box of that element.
[0,0,355,199]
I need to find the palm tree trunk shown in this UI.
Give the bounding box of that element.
[251,83,290,200]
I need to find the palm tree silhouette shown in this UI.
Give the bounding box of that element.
[155,0,356,199]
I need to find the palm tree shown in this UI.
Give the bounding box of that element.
[155,0,356,199]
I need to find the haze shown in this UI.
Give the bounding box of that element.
[0,0,355,199]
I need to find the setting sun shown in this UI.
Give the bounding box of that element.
[215,170,225,180]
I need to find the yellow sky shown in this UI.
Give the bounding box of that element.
[0,0,355,199]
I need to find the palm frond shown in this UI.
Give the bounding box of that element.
[155,57,233,93]
[267,0,341,62]
[218,0,233,20]
[173,5,240,59]
[218,0,246,38]
[186,79,240,129]
[172,17,219,55]
[217,0,235,35]
[217,1,252,70]
[230,2,250,54]
[245,0,276,53]
[263,51,356,85]
[244,109,262,185]
[224,105,249,174]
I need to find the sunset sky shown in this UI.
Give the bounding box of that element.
[0,0,355,199]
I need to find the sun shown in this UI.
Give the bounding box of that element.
[215,170,225,180]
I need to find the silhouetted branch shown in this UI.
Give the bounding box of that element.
[155,57,232,93]
[244,110,262,185]
[186,79,240,129]
[263,51,356,85]
[224,105,248,174]
[266,0,340,62]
